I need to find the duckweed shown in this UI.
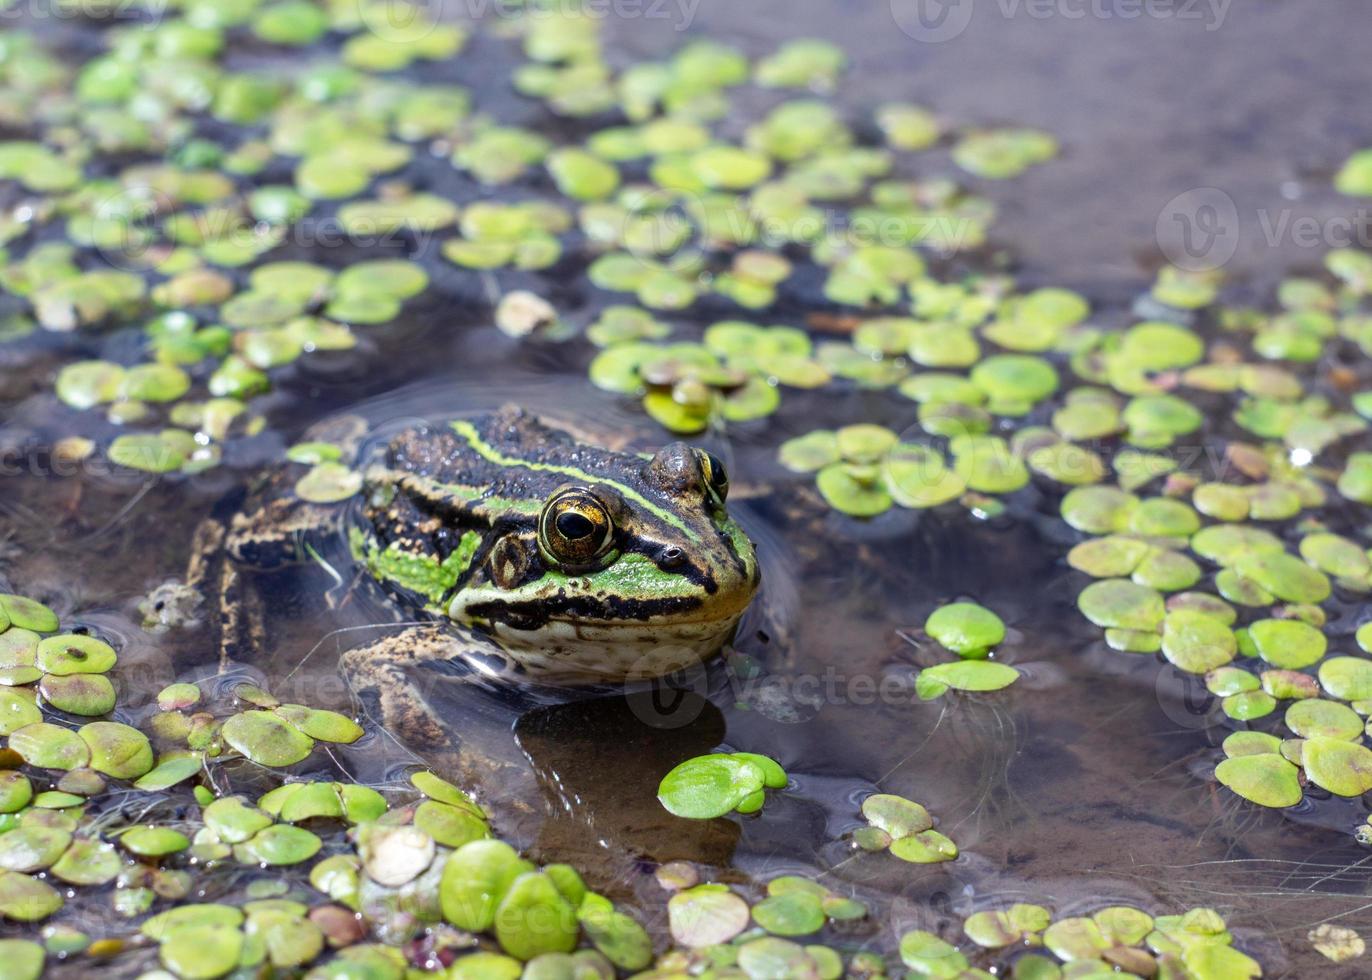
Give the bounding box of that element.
[924,602,1006,658]
[657,752,787,819]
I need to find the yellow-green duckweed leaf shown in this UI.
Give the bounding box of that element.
[1234,552,1331,604]
[1043,917,1109,961]
[1301,533,1372,579]
[440,840,533,932]
[0,771,32,813]
[953,128,1057,180]
[899,930,969,976]
[1161,610,1236,674]
[1319,657,1372,701]
[50,837,120,886]
[9,723,90,770]
[778,430,840,472]
[1214,754,1302,808]
[969,354,1058,407]
[860,794,932,838]
[415,800,489,849]
[876,102,940,150]
[577,893,653,971]
[1335,149,1372,197]
[1060,487,1138,534]
[0,869,63,921]
[916,661,1019,699]
[135,754,204,791]
[0,596,57,634]
[1224,731,1283,758]
[79,722,153,779]
[1190,524,1285,565]
[121,826,190,857]
[1338,453,1372,505]
[1094,906,1154,946]
[0,939,43,980]
[494,871,579,960]
[1301,736,1372,797]
[0,689,41,735]
[1285,699,1363,740]
[951,436,1029,493]
[160,923,244,980]
[888,829,958,863]
[205,797,273,844]
[108,430,198,474]
[448,952,523,979]
[1078,579,1165,631]
[751,890,826,936]
[39,674,116,716]
[222,710,313,767]
[0,826,71,873]
[754,39,845,90]
[1194,483,1250,521]
[235,825,322,866]
[925,602,1005,658]
[1247,618,1326,669]
[816,463,893,517]
[658,754,766,819]
[35,634,115,675]
[1132,548,1202,592]
[885,446,966,508]
[1069,537,1149,578]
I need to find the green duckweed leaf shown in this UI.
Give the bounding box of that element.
[658,754,766,819]
[1218,752,1300,807]
[222,710,314,767]
[1161,610,1237,674]
[1302,736,1372,797]
[916,661,1019,698]
[925,602,1005,658]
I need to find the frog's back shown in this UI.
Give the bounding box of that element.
[379,407,657,510]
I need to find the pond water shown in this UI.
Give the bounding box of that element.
[2,1,1372,977]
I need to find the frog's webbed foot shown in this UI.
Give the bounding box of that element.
[340,625,459,752]
[338,624,524,784]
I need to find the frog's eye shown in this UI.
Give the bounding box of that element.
[538,488,615,567]
[694,449,729,507]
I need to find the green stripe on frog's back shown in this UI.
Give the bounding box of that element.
[449,419,699,542]
[373,469,544,522]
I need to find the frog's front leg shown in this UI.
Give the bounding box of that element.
[339,624,528,789]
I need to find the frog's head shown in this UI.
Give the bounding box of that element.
[450,441,760,681]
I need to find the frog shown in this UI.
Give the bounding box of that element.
[185,405,764,759]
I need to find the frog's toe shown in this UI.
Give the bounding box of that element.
[339,625,463,752]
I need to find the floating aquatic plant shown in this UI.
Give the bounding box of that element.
[854,793,958,864]
[657,752,787,819]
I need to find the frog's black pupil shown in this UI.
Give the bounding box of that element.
[556,511,596,540]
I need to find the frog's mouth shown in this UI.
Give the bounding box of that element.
[447,555,759,681]
[479,612,747,682]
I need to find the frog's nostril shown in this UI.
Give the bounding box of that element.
[660,546,685,567]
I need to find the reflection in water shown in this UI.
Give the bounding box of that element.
[515,694,739,876]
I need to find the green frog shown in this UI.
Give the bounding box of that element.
[192,406,763,754]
